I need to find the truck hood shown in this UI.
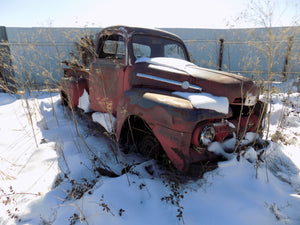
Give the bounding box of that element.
[132,57,259,104]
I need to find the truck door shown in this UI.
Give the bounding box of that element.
[89,34,126,115]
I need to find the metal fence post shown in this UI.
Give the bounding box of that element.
[218,38,224,71]
[283,36,294,79]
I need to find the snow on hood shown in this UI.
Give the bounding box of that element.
[173,91,229,114]
[135,57,195,73]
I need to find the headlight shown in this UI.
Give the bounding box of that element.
[199,126,215,146]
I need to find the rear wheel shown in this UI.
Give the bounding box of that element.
[60,91,69,106]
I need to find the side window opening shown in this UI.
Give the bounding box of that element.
[98,34,125,59]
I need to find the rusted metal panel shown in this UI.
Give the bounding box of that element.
[59,77,86,107]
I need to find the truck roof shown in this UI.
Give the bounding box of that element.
[99,25,184,43]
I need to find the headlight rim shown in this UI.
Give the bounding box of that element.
[199,125,216,146]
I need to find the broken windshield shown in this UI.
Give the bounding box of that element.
[131,34,188,61]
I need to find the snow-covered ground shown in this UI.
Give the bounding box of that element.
[0,86,299,225]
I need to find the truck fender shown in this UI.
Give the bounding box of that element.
[59,78,87,108]
[116,88,228,172]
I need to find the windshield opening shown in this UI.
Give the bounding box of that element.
[131,34,188,61]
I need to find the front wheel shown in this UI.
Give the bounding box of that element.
[138,134,162,160]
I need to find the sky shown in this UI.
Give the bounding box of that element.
[1,0,299,28]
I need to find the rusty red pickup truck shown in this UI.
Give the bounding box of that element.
[59,26,266,173]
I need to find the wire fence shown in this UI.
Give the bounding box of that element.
[183,37,300,80]
[1,27,300,91]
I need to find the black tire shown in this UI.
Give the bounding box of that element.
[60,91,69,106]
[119,130,136,154]
[138,134,162,160]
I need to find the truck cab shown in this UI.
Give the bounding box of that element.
[88,26,190,115]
